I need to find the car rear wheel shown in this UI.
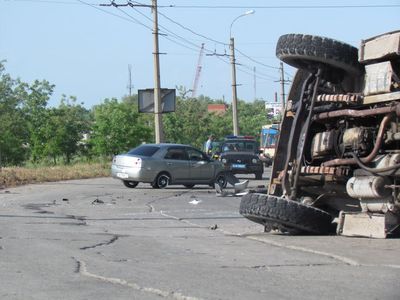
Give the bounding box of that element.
[123,180,139,188]
[153,173,170,189]
[240,193,334,234]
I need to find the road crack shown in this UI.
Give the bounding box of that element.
[74,258,203,300]
[80,235,119,250]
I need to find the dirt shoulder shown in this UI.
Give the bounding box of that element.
[0,162,110,189]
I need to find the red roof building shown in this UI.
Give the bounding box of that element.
[207,104,228,115]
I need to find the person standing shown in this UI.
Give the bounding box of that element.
[205,134,215,155]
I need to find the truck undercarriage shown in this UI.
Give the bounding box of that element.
[240,31,400,238]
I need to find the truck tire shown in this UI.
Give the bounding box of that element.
[240,193,334,234]
[276,34,361,76]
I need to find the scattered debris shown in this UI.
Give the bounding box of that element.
[92,198,104,205]
[215,180,249,197]
[189,199,202,205]
[210,224,218,230]
[62,198,69,202]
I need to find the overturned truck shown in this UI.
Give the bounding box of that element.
[240,31,400,238]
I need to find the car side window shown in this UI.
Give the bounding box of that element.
[187,148,206,161]
[164,148,187,160]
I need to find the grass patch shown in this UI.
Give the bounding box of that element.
[0,162,111,189]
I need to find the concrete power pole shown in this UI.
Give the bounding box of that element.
[279,62,286,112]
[253,66,256,101]
[99,1,163,142]
[230,37,239,136]
[127,64,133,97]
[152,0,163,143]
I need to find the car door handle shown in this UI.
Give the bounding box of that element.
[167,162,173,165]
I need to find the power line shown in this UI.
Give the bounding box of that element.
[77,0,143,23]
[157,10,227,46]
[213,54,278,82]
[113,5,153,30]
[6,0,400,9]
[13,0,361,77]
[235,48,279,70]
[95,1,282,79]
[122,2,210,51]
[239,63,279,81]
[163,4,400,9]
[67,1,284,81]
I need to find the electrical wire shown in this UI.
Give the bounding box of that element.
[239,63,279,80]
[235,48,279,70]
[6,0,300,77]
[163,4,400,9]
[128,3,211,52]
[49,0,282,82]
[214,55,278,82]
[6,0,400,9]
[76,0,141,23]
[115,1,281,80]
[157,10,227,46]
[114,5,153,30]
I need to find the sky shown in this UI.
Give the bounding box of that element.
[1,0,399,108]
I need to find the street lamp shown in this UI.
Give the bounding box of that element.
[229,10,255,136]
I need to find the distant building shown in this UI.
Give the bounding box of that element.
[208,104,228,115]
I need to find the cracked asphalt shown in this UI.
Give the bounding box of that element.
[0,172,399,300]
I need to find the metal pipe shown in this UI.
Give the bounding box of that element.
[315,103,400,120]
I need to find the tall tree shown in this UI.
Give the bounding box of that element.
[0,62,29,166]
[21,79,55,162]
[41,96,91,164]
[90,98,152,156]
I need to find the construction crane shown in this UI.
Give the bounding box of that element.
[191,43,205,98]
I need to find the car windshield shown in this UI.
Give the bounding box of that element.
[127,145,160,157]
[221,141,257,152]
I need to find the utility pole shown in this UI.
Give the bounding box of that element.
[127,64,133,97]
[279,62,286,112]
[230,37,239,136]
[100,0,164,143]
[228,9,254,135]
[152,0,163,143]
[253,66,256,101]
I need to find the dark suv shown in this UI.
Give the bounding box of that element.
[217,136,264,179]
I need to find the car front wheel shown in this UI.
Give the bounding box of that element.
[214,173,227,188]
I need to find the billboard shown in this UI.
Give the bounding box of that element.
[138,88,176,113]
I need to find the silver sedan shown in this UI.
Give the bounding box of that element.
[111,143,228,189]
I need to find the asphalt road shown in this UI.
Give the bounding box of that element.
[0,170,399,300]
